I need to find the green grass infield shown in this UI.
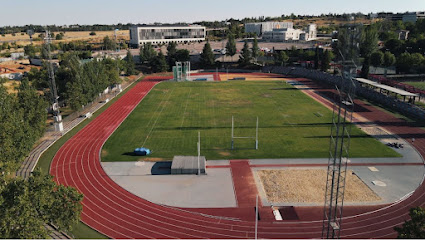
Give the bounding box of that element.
[102,80,400,162]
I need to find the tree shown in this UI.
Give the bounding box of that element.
[385,38,403,56]
[151,51,168,73]
[166,42,177,69]
[55,33,64,40]
[314,47,320,70]
[0,171,83,238]
[394,207,425,238]
[239,40,252,66]
[175,49,190,62]
[396,52,414,73]
[370,51,384,73]
[103,36,116,51]
[139,43,157,64]
[89,31,96,36]
[321,50,333,72]
[225,34,237,61]
[0,81,47,174]
[125,50,136,75]
[24,44,37,58]
[360,26,378,78]
[199,41,215,68]
[383,51,396,77]
[251,36,259,61]
[274,51,289,66]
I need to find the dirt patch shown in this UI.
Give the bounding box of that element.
[218,151,231,157]
[257,169,381,204]
[101,150,108,158]
[261,94,273,98]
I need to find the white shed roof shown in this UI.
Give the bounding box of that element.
[355,78,419,97]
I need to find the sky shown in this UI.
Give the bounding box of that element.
[1,0,425,27]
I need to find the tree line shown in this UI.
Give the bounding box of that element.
[0,78,83,238]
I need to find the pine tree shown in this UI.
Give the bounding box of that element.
[167,42,177,70]
[321,50,333,72]
[251,36,259,61]
[239,40,252,66]
[225,34,237,61]
[151,51,168,73]
[200,41,215,68]
[314,47,320,70]
[125,50,136,75]
[360,26,378,78]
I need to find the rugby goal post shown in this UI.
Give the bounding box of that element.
[231,116,259,150]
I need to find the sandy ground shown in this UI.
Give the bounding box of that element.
[0,30,129,46]
[257,169,381,204]
[2,80,20,94]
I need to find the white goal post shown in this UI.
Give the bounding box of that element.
[231,116,259,150]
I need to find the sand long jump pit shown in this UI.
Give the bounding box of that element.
[256,169,381,206]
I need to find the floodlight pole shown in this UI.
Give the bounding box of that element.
[198,131,201,176]
[255,194,258,240]
[256,117,259,150]
[231,116,234,150]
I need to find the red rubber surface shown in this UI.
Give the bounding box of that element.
[50,74,425,239]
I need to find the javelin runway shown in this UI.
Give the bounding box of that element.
[50,74,425,238]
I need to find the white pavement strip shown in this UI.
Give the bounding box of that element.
[372,180,387,187]
[368,167,379,172]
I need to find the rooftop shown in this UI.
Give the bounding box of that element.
[355,78,419,97]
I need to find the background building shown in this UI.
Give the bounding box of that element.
[262,24,317,42]
[245,22,293,36]
[375,11,425,22]
[129,25,206,47]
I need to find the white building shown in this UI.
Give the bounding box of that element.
[263,24,317,42]
[245,22,294,36]
[307,24,317,40]
[129,25,206,47]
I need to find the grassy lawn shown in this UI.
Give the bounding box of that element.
[35,78,142,239]
[405,81,425,90]
[102,81,399,162]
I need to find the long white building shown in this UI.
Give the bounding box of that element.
[129,25,206,47]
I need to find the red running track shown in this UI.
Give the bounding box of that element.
[50,74,425,239]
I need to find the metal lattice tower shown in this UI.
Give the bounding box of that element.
[322,24,360,239]
[44,29,63,131]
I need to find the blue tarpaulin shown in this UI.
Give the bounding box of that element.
[134,147,151,156]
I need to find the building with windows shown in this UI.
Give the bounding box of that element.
[262,24,317,42]
[245,22,293,36]
[129,25,206,47]
[376,11,425,23]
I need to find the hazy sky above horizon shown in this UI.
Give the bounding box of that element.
[1,0,424,27]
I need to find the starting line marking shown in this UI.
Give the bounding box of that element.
[368,167,379,172]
